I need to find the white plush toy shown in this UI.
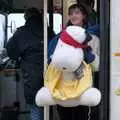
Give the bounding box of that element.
[35,26,101,107]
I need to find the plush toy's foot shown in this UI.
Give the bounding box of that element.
[35,87,101,107]
[78,88,101,106]
[35,87,56,106]
[55,88,101,107]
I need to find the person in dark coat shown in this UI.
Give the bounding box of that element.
[6,7,46,120]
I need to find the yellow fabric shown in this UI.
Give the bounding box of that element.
[44,61,93,100]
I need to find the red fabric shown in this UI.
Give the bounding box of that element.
[60,31,88,48]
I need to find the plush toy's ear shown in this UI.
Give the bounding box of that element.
[35,87,101,107]
[84,32,92,43]
[35,87,56,106]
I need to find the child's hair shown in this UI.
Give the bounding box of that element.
[76,0,95,8]
[68,4,88,16]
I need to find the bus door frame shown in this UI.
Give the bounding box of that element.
[99,0,110,120]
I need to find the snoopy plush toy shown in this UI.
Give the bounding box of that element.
[35,26,101,107]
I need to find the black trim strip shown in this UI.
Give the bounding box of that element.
[99,0,110,120]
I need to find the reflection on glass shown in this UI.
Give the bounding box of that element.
[0,14,5,49]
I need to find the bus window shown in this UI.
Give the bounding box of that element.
[7,13,62,41]
[47,13,62,34]
[0,14,5,49]
[7,13,25,40]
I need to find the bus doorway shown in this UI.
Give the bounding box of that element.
[0,0,110,120]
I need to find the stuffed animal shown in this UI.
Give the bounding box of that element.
[35,26,101,107]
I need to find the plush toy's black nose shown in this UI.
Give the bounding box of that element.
[62,67,67,70]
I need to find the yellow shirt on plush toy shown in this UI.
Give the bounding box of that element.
[44,61,93,100]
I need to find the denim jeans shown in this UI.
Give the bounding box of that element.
[30,104,43,120]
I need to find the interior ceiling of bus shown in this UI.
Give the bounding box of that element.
[0,0,61,11]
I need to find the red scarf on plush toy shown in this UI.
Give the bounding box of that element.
[60,31,88,48]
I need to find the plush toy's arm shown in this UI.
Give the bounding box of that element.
[81,32,95,64]
[83,34,100,70]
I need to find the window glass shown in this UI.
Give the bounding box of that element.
[0,14,5,49]
[7,13,62,42]
[47,13,62,34]
[7,13,25,40]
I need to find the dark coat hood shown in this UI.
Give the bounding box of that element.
[25,16,43,37]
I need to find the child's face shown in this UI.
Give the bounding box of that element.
[68,8,85,27]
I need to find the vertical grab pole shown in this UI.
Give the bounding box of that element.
[44,0,49,120]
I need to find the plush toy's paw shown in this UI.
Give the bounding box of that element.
[35,87,56,106]
[78,88,101,106]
